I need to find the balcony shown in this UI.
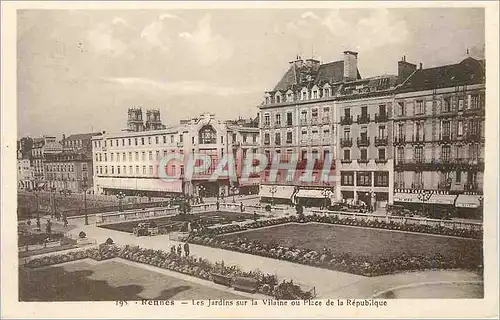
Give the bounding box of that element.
[264,140,270,146]
[357,114,370,124]
[340,138,353,148]
[440,135,452,143]
[340,159,352,164]
[410,135,426,145]
[394,136,406,145]
[464,133,483,142]
[340,116,353,126]
[262,123,271,129]
[374,136,388,146]
[321,137,331,145]
[375,113,388,123]
[375,158,388,164]
[274,123,282,128]
[311,118,320,125]
[300,119,309,126]
[322,117,330,124]
[465,183,482,193]
[356,137,370,147]
[357,158,369,164]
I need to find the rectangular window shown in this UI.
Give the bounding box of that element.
[343,128,350,139]
[374,172,389,187]
[470,94,479,109]
[357,171,371,186]
[135,152,139,161]
[163,136,167,143]
[378,125,386,137]
[442,145,451,161]
[442,121,451,139]
[135,166,139,174]
[142,166,146,175]
[379,104,386,116]
[117,166,120,175]
[416,100,424,114]
[264,133,270,145]
[123,166,126,175]
[122,152,126,161]
[344,149,350,160]
[156,150,160,160]
[141,137,145,145]
[141,152,146,161]
[286,132,292,144]
[341,172,354,186]
[171,135,174,143]
[414,146,423,162]
[378,148,386,160]
[149,151,153,160]
[275,133,281,145]
[135,138,138,146]
[456,170,461,183]
[286,112,293,125]
[361,106,368,117]
[312,108,318,119]
[344,108,350,118]
[104,153,108,162]
[179,135,183,143]
[397,101,405,116]
[397,147,404,162]
[275,114,281,126]
[360,149,367,160]
[443,97,451,112]
[149,165,153,175]
[110,140,113,147]
[264,114,270,126]
[458,98,464,111]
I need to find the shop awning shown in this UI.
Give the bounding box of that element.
[455,194,481,208]
[393,193,424,203]
[258,185,294,199]
[296,189,328,199]
[428,194,457,205]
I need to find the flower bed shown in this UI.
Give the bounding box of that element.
[187,215,482,277]
[23,243,311,299]
[197,214,481,239]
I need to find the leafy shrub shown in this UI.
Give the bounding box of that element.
[78,231,86,239]
[265,205,271,212]
[105,237,114,245]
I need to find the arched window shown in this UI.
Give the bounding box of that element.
[199,125,217,144]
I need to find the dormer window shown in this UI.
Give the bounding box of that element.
[276,95,281,104]
[265,97,270,104]
[313,90,318,99]
[301,89,308,101]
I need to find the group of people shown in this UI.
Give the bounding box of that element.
[170,242,190,257]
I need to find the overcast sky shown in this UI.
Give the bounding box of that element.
[17,8,485,138]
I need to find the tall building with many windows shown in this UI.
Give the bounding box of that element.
[392,56,485,218]
[335,75,398,210]
[92,112,259,198]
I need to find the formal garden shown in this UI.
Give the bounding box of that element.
[99,211,261,235]
[186,212,483,277]
[22,243,314,300]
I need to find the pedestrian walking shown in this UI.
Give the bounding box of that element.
[26,219,31,227]
[46,219,52,235]
[216,201,220,211]
[184,242,190,256]
[177,244,182,256]
[63,215,68,227]
[240,202,244,212]
[36,217,41,229]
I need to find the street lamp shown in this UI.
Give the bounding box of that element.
[116,191,126,212]
[321,188,333,210]
[198,185,206,203]
[230,185,237,203]
[82,178,88,225]
[417,191,432,217]
[269,185,277,207]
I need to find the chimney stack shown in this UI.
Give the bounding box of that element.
[343,50,358,82]
[397,55,416,83]
[419,63,423,69]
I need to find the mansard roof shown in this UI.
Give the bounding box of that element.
[272,60,361,92]
[398,57,485,92]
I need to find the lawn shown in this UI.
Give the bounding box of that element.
[19,260,247,301]
[100,211,260,233]
[220,222,482,258]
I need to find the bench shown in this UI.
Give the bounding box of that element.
[232,276,259,293]
[211,273,232,287]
